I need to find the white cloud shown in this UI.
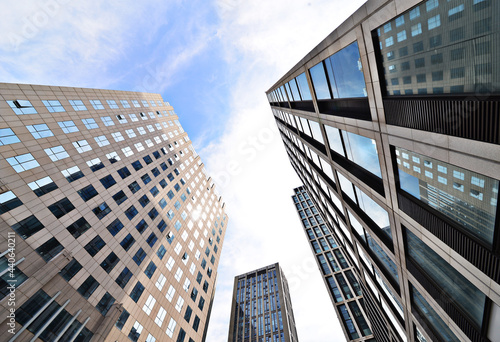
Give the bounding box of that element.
[202,0,367,341]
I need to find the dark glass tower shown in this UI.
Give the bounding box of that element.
[228,263,299,342]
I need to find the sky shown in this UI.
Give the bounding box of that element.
[1,0,367,340]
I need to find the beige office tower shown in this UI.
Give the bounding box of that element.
[0,82,228,342]
[227,263,299,342]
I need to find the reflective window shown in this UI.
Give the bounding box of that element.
[106,100,119,109]
[44,145,69,161]
[28,176,58,197]
[58,121,79,134]
[407,228,486,327]
[295,72,312,101]
[42,100,65,112]
[26,124,53,139]
[73,140,92,153]
[111,132,124,142]
[366,232,399,285]
[6,153,40,172]
[82,118,99,129]
[0,128,21,145]
[69,100,87,111]
[94,135,110,147]
[396,146,498,244]
[90,100,105,110]
[0,191,23,214]
[121,100,130,108]
[7,100,37,114]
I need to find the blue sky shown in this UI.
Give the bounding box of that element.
[1,0,367,340]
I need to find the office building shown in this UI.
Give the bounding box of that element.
[0,82,228,342]
[227,263,298,342]
[267,1,500,341]
[292,186,374,342]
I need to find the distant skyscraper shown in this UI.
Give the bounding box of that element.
[227,263,298,342]
[0,82,228,342]
[267,0,500,341]
[292,186,374,342]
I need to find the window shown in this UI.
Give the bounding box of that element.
[175,296,185,312]
[128,321,143,342]
[101,116,114,126]
[111,132,124,142]
[0,191,22,214]
[120,234,135,251]
[87,157,104,171]
[130,281,145,302]
[155,307,167,327]
[36,237,64,262]
[150,186,160,197]
[106,151,120,163]
[11,215,44,239]
[397,30,407,42]
[157,245,167,260]
[126,129,137,138]
[42,100,65,112]
[138,194,150,208]
[82,118,99,129]
[135,142,145,152]
[147,232,158,247]
[128,180,141,193]
[140,294,157,317]
[48,197,75,218]
[164,290,176,311]
[77,185,98,201]
[100,252,119,273]
[142,173,152,184]
[184,306,192,322]
[166,318,176,338]
[93,202,111,219]
[94,135,110,147]
[117,167,131,180]
[100,174,117,189]
[409,6,420,20]
[106,219,124,236]
[116,115,127,124]
[90,100,104,110]
[77,275,99,299]
[137,126,146,135]
[428,15,441,30]
[61,165,84,182]
[26,124,53,139]
[132,100,140,107]
[122,146,134,157]
[96,292,115,315]
[7,100,37,114]
[106,100,118,108]
[69,100,87,111]
[84,235,106,256]
[175,267,183,281]
[426,0,438,11]
[58,120,79,134]
[145,262,157,279]
[66,217,91,238]
[6,153,40,172]
[125,205,139,220]
[116,309,130,330]
[44,145,69,161]
[73,139,92,153]
[166,256,175,270]
[133,248,146,265]
[60,258,82,281]
[142,100,149,107]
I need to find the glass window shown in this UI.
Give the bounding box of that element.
[295,73,312,101]
[11,215,44,239]
[94,135,110,147]
[48,197,75,218]
[77,275,99,299]
[397,147,498,244]
[407,228,486,326]
[58,120,79,134]
[44,145,69,161]
[120,100,130,108]
[38,100,64,113]
[61,165,84,182]
[90,100,105,110]
[7,100,37,114]
[106,100,119,108]
[82,118,99,129]
[342,131,381,177]
[28,176,58,197]
[26,124,53,139]
[73,139,92,153]
[69,100,87,111]
[309,62,330,100]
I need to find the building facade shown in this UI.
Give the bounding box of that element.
[292,186,375,342]
[227,263,298,342]
[267,1,500,342]
[0,83,228,342]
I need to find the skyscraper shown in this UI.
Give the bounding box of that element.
[267,1,500,341]
[292,186,374,342]
[227,263,298,342]
[0,82,228,342]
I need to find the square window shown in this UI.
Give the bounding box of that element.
[58,120,79,134]
[82,118,99,129]
[69,100,87,111]
[90,100,105,110]
[94,135,110,147]
[7,100,37,115]
[73,139,92,153]
[42,100,65,112]
[44,145,69,161]
[106,100,119,109]
[0,128,21,145]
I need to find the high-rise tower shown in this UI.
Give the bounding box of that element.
[227,263,298,342]
[0,82,228,342]
[267,1,500,341]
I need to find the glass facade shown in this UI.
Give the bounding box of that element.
[396,146,498,245]
[376,0,499,95]
[309,42,367,99]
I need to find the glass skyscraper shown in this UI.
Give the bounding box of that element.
[227,263,298,342]
[0,83,228,342]
[267,1,500,341]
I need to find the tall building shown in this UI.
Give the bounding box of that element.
[267,1,500,342]
[292,186,374,342]
[0,82,228,342]
[227,263,298,342]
